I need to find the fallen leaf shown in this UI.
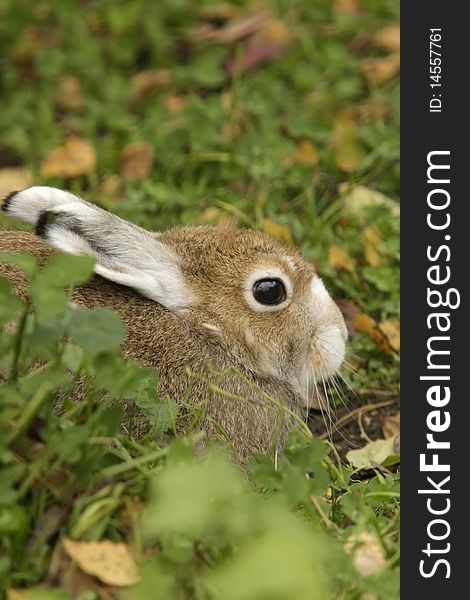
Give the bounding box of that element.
[380,411,400,439]
[360,54,400,85]
[100,174,123,199]
[63,539,140,587]
[372,25,400,52]
[345,531,386,577]
[284,139,320,168]
[328,244,356,272]
[333,0,363,15]
[226,18,293,76]
[40,137,96,179]
[334,298,360,336]
[379,319,400,353]
[0,167,33,197]
[344,101,389,124]
[129,68,171,109]
[120,142,154,180]
[339,184,399,219]
[55,75,84,113]
[164,95,187,113]
[13,25,63,79]
[263,219,293,245]
[354,313,399,355]
[354,313,377,338]
[363,226,382,267]
[346,435,399,470]
[332,116,367,173]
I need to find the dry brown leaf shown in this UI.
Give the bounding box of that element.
[41,137,96,179]
[360,54,400,85]
[226,17,293,76]
[129,68,171,108]
[328,244,356,272]
[264,219,293,245]
[363,226,382,267]
[345,531,386,577]
[120,142,154,180]
[256,18,293,46]
[379,319,400,353]
[344,101,389,124]
[13,25,63,79]
[63,539,140,587]
[372,25,400,52]
[284,139,320,168]
[333,0,363,15]
[55,75,84,113]
[355,313,400,355]
[380,411,400,439]
[164,95,187,113]
[332,116,367,173]
[0,167,33,197]
[100,174,123,199]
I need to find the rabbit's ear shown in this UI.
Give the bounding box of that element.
[2,187,191,312]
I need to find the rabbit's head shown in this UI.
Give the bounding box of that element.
[3,186,347,407]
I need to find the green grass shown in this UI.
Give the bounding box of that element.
[0,0,399,598]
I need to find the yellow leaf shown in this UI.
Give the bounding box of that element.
[332,117,367,173]
[363,226,382,267]
[7,591,26,600]
[379,319,400,353]
[63,539,140,587]
[372,25,400,52]
[285,139,320,168]
[164,95,187,113]
[354,313,378,338]
[120,142,154,180]
[129,68,171,109]
[328,244,355,271]
[333,0,363,15]
[355,313,400,355]
[257,18,293,47]
[55,75,84,113]
[41,137,96,179]
[360,54,400,85]
[264,219,293,245]
[100,174,123,199]
[0,168,33,197]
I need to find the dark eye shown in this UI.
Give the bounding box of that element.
[252,278,287,305]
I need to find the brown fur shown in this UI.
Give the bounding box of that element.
[0,230,301,463]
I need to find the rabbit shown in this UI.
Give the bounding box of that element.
[0,186,347,463]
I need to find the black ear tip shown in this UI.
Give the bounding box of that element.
[1,190,20,213]
[36,210,56,237]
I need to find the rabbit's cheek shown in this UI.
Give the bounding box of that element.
[310,325,347,378]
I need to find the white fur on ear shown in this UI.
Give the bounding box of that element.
[3,187,193,313]
[3,186,82,225]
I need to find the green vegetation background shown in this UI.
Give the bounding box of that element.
[0,1,400,598]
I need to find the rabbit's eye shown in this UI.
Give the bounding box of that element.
[252,278,287,305]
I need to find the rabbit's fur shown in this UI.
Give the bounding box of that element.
[0,187,347,463]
